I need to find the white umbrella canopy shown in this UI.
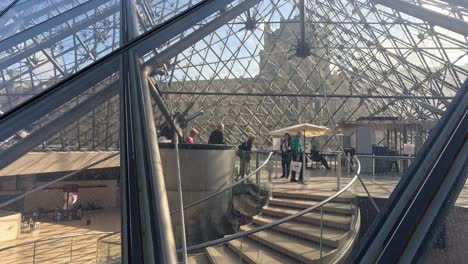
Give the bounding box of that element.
[270,123,332,137]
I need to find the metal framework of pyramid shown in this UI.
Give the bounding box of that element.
[0,0,466,153]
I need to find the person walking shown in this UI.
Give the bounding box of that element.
[280,133,292,179]
[208,123,225,144]
[290,132,304,183]
[238,135,256,178]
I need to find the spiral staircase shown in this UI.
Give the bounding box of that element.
[201,183,360,264]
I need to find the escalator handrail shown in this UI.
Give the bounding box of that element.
[180,156,361,252]
[170,151,274,215]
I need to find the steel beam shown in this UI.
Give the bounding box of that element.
[438,0,468,9]
[0,55,119,142]
[0,0,19,18]
[0,3,119,69]
[371,0,468,36]
[160,90,454,100]
[0,81,118,170]
[143,0,262,67]
[0,0,238,142]
[0,0,113,51]
[133,0,233,56]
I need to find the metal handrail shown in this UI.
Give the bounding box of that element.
[181,156,362,252]
[96,231,121,243]
[170,151,274,215]
[0,231,115,251]
[357,154,415,160]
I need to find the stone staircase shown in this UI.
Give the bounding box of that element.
[200,188,360,264]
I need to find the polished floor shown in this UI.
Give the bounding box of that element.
[0,209,120,264]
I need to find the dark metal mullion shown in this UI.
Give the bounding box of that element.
[120,52,143,264]
[120,0,142,263]
[123,0,179,262]
[130,53,177,263]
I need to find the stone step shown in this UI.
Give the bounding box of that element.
[233,194,262,216]
[262,205,351,230]
[272,190,353,203]
[240,224,336,264]
[252,215,348,248]
[187,253,211,264]
[268,197,353,214]
[228,237,300,264]
[206,245,244,264]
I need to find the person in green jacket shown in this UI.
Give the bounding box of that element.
[290,132,304,183]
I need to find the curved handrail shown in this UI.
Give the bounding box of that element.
[170,151,274,215]
[0,231,115,252]
[180,156,362,252]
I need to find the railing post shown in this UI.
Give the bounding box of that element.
[32,242,36,264]
[69,237,73,263]
[372,154,375,175]
[334,154,337,171]
[320,206,323,264]
[337,152,341,190]
[347,153,351,174]
[106,242,110,264]
[268,153,273,183]
[274,152,278,179]
[399,158,402,174]
[256,152,260,186]
[174,132,188,264]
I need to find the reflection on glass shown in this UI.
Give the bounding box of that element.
[0,61,121,263]
[420,179,468,264]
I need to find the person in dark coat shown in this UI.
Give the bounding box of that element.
[280,133,292,178]
[208,123,225,144]
[238,135,256,178]
[310,146,331,169]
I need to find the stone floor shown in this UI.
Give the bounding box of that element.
[0,209,120,264]
[1,165,467,263]
[270,166,468,208]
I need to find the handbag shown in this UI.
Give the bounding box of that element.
[290,161,302,173]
